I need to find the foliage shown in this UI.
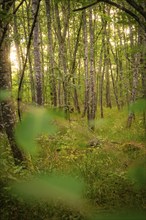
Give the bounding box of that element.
[1,0,146,218]
[1,106,146,219]
[95,107,146,142]
[129,99,146,113]
[15,107,59,156]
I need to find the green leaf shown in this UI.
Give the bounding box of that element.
[0,90,11,101]
[11,174,84,209]
[129,99,146,113]
[15,107,58,155]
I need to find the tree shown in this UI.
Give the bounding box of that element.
[54,1,71,118]
[73,0,146,33]
[74,0,146,129]
[82,10,89,117]
[1,0,145,138]
[87,8,96,129]
[45,0,57,107]
[127,25,139,127]
[0,0,24,164]
[32,0,43,105]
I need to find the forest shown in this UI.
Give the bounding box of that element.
[0,0,146,219]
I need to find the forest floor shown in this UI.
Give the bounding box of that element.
[0,107,146,220]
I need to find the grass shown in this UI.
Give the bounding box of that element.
[95,107,146,142]
[0,107,146,219]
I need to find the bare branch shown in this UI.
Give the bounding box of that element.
[73,0,146,32]
[13,0,25,15]
[126,0,146,20]
[73,0,102,12]
[0,0,25,47]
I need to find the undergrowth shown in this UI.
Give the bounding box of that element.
[0,108,146,219]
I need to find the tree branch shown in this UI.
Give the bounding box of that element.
[73,0,146,32]
[13,0,25,15]
[73,0,102,12]
[0,0,25,47]
[125,0,146,20]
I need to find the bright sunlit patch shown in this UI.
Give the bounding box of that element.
[10,45,19,70]
[124,27,130,35]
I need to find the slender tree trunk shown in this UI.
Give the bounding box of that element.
[39,21,45,101]
[127,26,139,127]
[70,13,83,114]
[24,1,35,102]
[97,43,104,118]
[13,2,22,73]
[28,52,36,102]
[117,26,124,108]
[140,2,146,134]
[88,8,96,130]
[0,106,4,133]
[109,60,120,110]
[100,65,105,119]
[100,10,107,118]
[54,1,70,118]
[45,0,57,107]
[32,0,43,105]
[138,24,146,133]
[82,10,89,118]
[105,9,112,109]
[109,40,122,110]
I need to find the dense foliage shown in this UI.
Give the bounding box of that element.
[0,0,146,219]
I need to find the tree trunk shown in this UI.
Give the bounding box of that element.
[70,13,82,114]
[127,26,139,128]
[24,1,36,102]
[105,8,112,109]
[99,8,107,118]
[13,2,22,74]
[88,8,96,130]
[0,106,4,133]
[54,1,70,118]
[45,0,57,107]
[32,0,43,105]
[138,23,146,133]
[82,10,89,118]
[110,60,120,110]
[100,64,105,119]
[0,24,24,164]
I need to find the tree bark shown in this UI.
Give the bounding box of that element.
[32,0,43,105]
[127,26,139,128]
[45,0,57,107]
[88,8,96,130]
[104,7,112,109]
[70,13,83,114]
[82,10,89,118]
[54,1,70,118]
[0,6,24,164]
[25,2,35,102]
